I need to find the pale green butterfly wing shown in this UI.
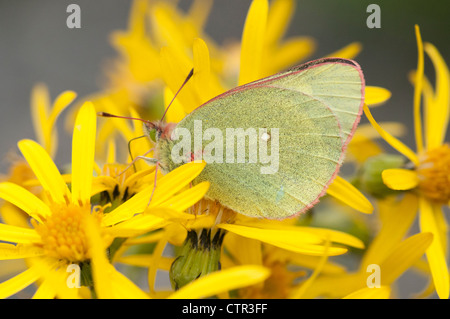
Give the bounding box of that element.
[158,58,365,219]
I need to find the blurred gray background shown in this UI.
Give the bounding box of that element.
[0,0,449,298]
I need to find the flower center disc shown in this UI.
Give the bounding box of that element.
[34,203,93,263]
[417,144,450,203]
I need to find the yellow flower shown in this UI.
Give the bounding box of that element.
[238,0,314,85]
[168,265,270,299]
[115,198,365,295]
[108,263,271,299]
[30,84,77,158]
[0,84,77,227]
[364,25,450,299]
[292,196,433,299]
[0,102,209,298]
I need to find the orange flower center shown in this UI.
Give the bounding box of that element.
[188,199,237,224]
[416,144,450,203]
[33,203,99,263]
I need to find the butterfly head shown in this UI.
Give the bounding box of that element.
[143,121,176,143]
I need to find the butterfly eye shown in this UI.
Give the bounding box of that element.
[148,128,157,142]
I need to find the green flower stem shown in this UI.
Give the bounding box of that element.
[170,228,226,290]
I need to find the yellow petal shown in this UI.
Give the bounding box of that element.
[45,91,77,159]
[188,0,213,30]
[71,102,97,206]
[147,234,168,294]
[224,233,263,266]
[326,42,362,59]
[239,219,364,249]
[0,243,44,260]
[356,122,407,139]
[148,208,196,221]
[100,181,157,227]
[123,167,156,191]
[432,203,448,255]
[32,278,57,299]
[160,46,198,114]
[106,138,116,164]
[343,286,391,299]
[105,212,169,238]
[48,91,77,132]
[31,259,79,299]
[327,175,374,214]
[102,161,206,226]
[85,214,113,299]
[290,238,330,298]
[413,25,425,154]
[295,226,365,249]
[0,265,41,299]
[193,38,215,103]
[164,87,187,123]
[127,0,148,36]
[361,193,418,268]
[379,232,433,287]
[218,224,347,256]
[264,37,315,76]
[159,181,210,212]
[417,72,436,148]
[265,0,294,45]
[18,139,71,205]
[347,135,383,163]
[90,176,117,197]
[297,272,364,299]
[365,86,391,106]
[424,42,450,149]
[239,0,268,85]
[381,168,419,190]
[0,182,51,221]
[0,223,41,244]
[30,83,50,153]
[0,202,30,228]
[124,231,164,245]
[419,197,450,299]
[285,253,345,275]
[117,254,173,270]
[169,265,270,299]
[152,4,190,56]
[363,104,419,165]
[109,268,150,299]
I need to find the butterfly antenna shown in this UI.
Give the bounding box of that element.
[97,112,152,125]
[160,68,194,122]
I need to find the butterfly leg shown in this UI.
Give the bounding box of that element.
[118,153,161,206]
[147,161,161,206]
[118,148,155,176]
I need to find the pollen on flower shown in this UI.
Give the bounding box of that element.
[416,144,450,203]
[188,199,237,225]
[32,203,100,263]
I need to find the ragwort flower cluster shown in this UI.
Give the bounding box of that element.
[0,0,445,299]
